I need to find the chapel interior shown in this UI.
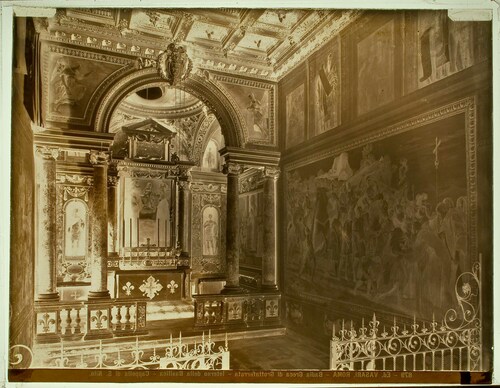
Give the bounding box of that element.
[9,8,493,374]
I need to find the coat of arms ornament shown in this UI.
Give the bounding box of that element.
[156,43,193,86]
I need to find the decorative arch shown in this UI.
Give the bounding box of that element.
[93,68,244,148]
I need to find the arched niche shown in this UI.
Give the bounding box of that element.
[93,68,244,148]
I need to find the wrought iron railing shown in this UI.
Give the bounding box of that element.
[10,332,229,370]
[193,292,281,328]
[330,262,481,371]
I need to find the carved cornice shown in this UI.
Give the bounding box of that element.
[220,146,281,168]
[88,150,110,165]
[116,160,193,179]
[35,146,59,160]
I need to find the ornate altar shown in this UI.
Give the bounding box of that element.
[110,118,194,302]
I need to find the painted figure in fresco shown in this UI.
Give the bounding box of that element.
[50,58,91,113]
[247,93,267,136]
[315,52,338,133]
[140,182,160,220]
[68,208,85,253]
[203,213,218,255]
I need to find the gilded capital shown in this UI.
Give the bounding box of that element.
[35,146,59,160]
[107,176,119,187]
[88,150,110,165]
[223,162,242,176]
[263,166,280,180]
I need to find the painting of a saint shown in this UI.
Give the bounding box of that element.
[285,83,305,148]
[202,140,220,171]
[310,36,340,135]
[203,207,219,256]
[64,199,88,258]
[139,182,160,220]
[357,19,395,115]
[50,57,91,113]
[219,82,272,142]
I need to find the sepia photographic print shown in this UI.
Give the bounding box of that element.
[1,0,498,386]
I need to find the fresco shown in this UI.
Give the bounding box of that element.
[284,114,469,320]
[123,178,173,248]
[46,54,121,120]
[202,206,219,256]
[417,11,474,88]
[357,20,395,115]
[239,191,264,267]
[285,83,305,148]
[220,82,271,141]
[64,199,88,258]
[309,36,340,135]
[201,139,220,171]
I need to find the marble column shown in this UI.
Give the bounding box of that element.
[35,146,60,301]
[88,151,110,299]
[221,162,243,294]
[261,166,280,290]
[107,175,118,255]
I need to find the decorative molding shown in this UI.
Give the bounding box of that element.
[192,114,217,164]
[57,174,93,186]
[107,176,118,187]
[223,162,243,176]
[263,166,280,180]
[35,146,60,160]
[239,170,264,194]
[88,150,110,165]
[62,186,90,202]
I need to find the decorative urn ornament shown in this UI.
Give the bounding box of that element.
[156,43,193,86]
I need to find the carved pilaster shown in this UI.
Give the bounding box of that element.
[177,179,191,255]
[107,175,119,256]
[262,166,280,290]
[35,146,60,301]
[88,151,110,299]
[221,162,244,293]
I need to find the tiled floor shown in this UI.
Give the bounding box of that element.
[228,330,330,370]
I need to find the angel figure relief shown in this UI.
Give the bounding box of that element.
[50,57,91,113]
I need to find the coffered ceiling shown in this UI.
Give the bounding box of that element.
[35,8,361,81]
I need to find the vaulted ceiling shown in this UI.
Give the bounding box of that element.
[35,8,360,81]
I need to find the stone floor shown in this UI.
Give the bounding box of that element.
[228,330,330,370]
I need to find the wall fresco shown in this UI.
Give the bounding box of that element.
[285,114,470,320]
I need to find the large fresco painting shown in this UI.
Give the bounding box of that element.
[309,35,341,135]
[284,112,473,321]
[285,83,305,148]
[357,19,395,115]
